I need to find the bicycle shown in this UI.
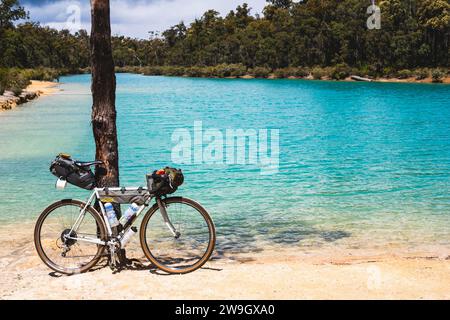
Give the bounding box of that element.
[34,156,216,275]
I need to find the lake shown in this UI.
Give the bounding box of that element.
[0,73,449,255]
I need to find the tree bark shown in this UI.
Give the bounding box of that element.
[90,0,119,188]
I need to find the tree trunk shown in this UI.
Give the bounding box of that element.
[91,0,129,268]
[90,0,119,188]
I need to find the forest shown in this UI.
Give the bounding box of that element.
[1,0,449,94]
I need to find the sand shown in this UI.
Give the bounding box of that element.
[26,80,61,96]
[0,222,448,300]
[377,76,450,84]
[0,80,60,111]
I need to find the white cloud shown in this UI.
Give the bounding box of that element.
[24,0,268,38]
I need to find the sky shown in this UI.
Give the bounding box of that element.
[20,0,269,39]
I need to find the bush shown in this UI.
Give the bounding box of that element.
[201,66,217,77]
[396,69,413,79]
[145,66,164,76]
[160,66,185,76]
[29,68,61,81]
[228,64,247,77]
[0,69,8,95]
[116,66,140,74]
[382,67,396,78]
[331,63,351,80]
[273,67,308,78]
[431,69,445,83]
[213,64,247,77]
[185,66,205,77]
[0,68,63,96]
[357,65,370,77]
[415,68,429,80]
[365,63,384,78]
[311,67,327,80]
[249,67,271,78]
[6,69,31,96]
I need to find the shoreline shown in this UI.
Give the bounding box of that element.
[138,72,450,84]
[0,222,448,299]
[114,65,450,84]
[225,74,450,84]
[0,80,60,111]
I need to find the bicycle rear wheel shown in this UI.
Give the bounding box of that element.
[34,199,107,275]
[140,197,216,274]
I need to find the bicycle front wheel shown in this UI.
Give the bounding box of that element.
[140,197,216,274]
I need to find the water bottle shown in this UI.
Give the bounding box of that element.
[119,203,140,226]
[120,227,138,248]
[104,203,120,228]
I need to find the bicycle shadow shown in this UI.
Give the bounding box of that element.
[113,257,223,276]
[48,222,350,277]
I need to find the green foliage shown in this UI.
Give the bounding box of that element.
[5,69,30,96]
[185,66,207,77]
[1,1,449,80]
[311,67,328,80]
[25,68,61,81]
[0,69,8,95]
[397,69,413,79]
[0,67,62,97]
[266,0,292,10]
[0,0,28,30]
[249,67,271,78]
[431,69,445,83]
[273,67,308,78]
[415,68,430,80]
[212,64,247,77]
[331,64,351,80]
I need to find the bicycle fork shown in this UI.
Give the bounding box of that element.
[157,198,181,239]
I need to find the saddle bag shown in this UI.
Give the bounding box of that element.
[50,154,95,190]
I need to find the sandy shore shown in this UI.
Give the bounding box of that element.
[376,76,450,84]
[0,80,59,111]
[237,74,450,83]
[26,80,60,95]
[0,222,448,300]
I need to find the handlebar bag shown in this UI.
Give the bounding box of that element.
[147,167,184,196]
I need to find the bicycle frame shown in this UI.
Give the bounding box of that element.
[65,187,178,247]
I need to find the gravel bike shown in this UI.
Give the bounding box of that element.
[34,157,216,275]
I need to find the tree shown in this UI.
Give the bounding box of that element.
[90,0,120,190]
[417,0,450,65]
[266,0,292,10]
[0,0,27,59]
[0,0,27,30]
[1,0,449,73]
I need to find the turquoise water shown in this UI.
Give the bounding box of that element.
[1,74,449,253]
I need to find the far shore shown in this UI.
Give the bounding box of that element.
[114,65,450,84]
[0,80,60,112]
[211,74,450,84]
[134,72,450,84]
